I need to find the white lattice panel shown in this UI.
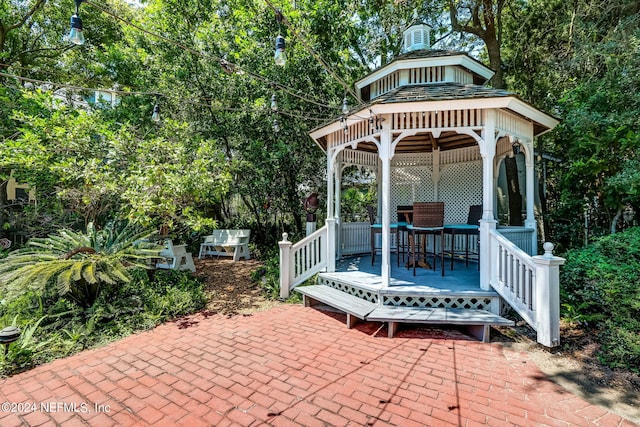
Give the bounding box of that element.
[391,153,432,168]
[317,278,379,303]
[439,161,483,223]
[382,295,493,309]
[391,166,434,222]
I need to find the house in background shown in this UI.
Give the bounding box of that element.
[6,175,36,204]
[279,22,565,347]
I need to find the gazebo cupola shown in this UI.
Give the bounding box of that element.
[403,22,431,52]
[354,30,494,104]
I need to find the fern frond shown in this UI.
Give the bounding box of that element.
[56,269,74,295]
[110,262,132,283]
[69,261,84,282]
[82,262,98,284]
[95,271,116,285]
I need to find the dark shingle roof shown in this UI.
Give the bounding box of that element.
[372,49,495,77]
[394,49,473,61]
[372,83,514,104]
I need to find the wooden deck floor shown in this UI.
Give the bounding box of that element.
[331,253,484,295]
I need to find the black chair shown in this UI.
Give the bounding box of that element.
[444,204,482,270]
[396,205,413,264]
[367,206,399,266]
[407,202,445,276]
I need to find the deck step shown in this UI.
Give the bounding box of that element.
[366,306,514,340]
[295,285,377,328]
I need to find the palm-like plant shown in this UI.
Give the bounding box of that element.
[0,221,162,307]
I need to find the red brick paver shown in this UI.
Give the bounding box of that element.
[0,305,636,426]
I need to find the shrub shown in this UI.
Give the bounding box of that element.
[560,227,640,369]
[0,268,205,376]
[0,221,161,307]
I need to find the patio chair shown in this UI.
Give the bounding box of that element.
[366,205,399,266]
[407,202,445,276]
[444,204,482,270]
[396,205,413,264]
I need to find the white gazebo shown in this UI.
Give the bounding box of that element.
[279,23,565,347]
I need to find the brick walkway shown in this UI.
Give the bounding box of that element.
[0,305,635,426]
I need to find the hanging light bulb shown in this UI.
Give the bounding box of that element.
[274,35,286,66]
[69,0,85,45]
[151,103,160,122]
[270,94,278,111]
[273,118,280,133]
[341,97,349,115]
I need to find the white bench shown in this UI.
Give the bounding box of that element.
[156,239,196,272]
[198,229,250,262]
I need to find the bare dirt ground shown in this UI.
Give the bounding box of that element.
[193,258,640,424]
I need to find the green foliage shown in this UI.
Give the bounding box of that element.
[0,221,160,307]
[560,227,640,369]
[340,181,376,223]
[0,268,205,376]
[250,248,300,303]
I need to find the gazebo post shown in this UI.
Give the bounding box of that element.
[335,162,343,259]
[479,111,498,292]
[380,117,392,288]
[326,146,336,273]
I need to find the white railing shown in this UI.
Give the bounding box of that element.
[489,229,565,347]
[497,226,535,255]
[341,222,370,256]
[279,226,328,298]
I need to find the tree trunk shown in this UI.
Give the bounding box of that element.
[505,156,523,226]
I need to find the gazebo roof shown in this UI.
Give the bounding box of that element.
[373,83,512,103]
[311,82,557,149]
[393,49,492,70]
[355,49,495,95]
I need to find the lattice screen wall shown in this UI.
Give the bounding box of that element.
[389,156,483,224]
[440,161,483,223]
[390,153,434,222]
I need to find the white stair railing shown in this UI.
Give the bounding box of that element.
[279,226,328,298]
[489,229,565,347]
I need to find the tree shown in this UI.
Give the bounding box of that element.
[501,0,640,245]
[448,0,525,226]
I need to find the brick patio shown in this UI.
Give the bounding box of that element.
[0,305,635,426]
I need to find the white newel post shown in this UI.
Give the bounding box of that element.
[532,242,565,347]
[279,233,292,299]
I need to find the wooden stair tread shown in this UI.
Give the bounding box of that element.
[366,306,514,326]
[295,285,377,319]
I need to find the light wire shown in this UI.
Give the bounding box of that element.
[84,1,337,111]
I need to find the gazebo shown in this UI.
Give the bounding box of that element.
[279,23,565,347]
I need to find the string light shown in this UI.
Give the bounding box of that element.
[273,118,280,133]
[151,94,161,122]
[69,0,86,45]
[263,0,361,104]
[341,97,349,115]
[274,35,286,66]
[84,2,336,110]
[0,71,332,122]
[270,94,278,111]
